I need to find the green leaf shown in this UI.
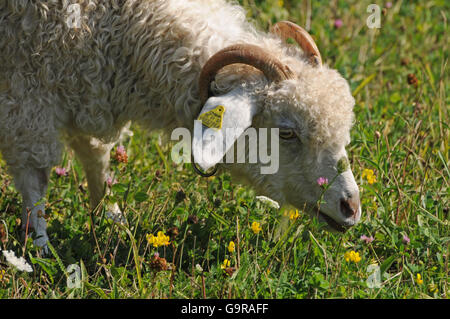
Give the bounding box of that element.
[112,183,128,193]
[352,73,376,96]
[29,255,56,284]
[47,241,67,276]
[134,192,148,203]
[84,282,109,298]
[389,92,402,103]
[337,157,350,174]
[380,255,396,275]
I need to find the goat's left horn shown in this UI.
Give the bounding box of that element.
[198,44,295,104]
[270,21,322,67]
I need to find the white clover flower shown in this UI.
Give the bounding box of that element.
[195,264,203,273]
[2,250,33,273]
[255,196,280,210]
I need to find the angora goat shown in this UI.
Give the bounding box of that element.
[0,0,361,251]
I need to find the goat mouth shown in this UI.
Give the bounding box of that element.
[317,211,348,233]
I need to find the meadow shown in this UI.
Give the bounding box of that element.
[0,0,448,299]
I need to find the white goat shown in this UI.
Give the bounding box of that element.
[0,0,361,251]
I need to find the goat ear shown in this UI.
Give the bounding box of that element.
[192,87,258,171]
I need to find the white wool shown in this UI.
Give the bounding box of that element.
[0,0,354,171]
[0,0,359,245]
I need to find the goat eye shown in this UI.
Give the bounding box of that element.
[279,129,296,139]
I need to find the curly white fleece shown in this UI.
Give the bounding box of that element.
[0,0,354,171]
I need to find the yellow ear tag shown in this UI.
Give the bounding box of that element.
[198,105,225,129]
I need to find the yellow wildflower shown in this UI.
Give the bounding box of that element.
[428,283,438,293]
[278,0,284,7]
[344,250,362,263]
[0,269,8,285]
[228,241,235,253]
[146,234,157,247]
[221,259,230,269]
[146,231,170,248]
[428,284,439,293]
[344,251,351,262]
[416,273,423,285]
[157,231,170,246]
[362,169,376,184]
[289,209,299,220]
[251,221,262,234]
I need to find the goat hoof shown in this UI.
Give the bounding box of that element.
[21,230,50,256]
[34,233,50,256]
[37,243,50,256]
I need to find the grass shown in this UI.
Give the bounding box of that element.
[0,0,448,299]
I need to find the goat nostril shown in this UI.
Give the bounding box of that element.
[340,198,359,218]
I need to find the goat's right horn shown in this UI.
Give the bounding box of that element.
[270,21,322,67]
[198,44,295,104]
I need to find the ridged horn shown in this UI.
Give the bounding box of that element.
[198,44,295,104]
[271,21,322,67]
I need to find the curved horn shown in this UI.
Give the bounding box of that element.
[271,21,322,67]
[198,44,295,104]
